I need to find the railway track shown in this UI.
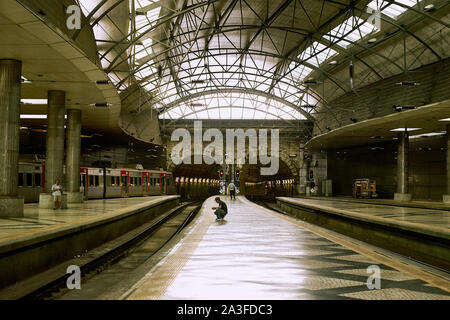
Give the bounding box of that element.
[17,202,202,300]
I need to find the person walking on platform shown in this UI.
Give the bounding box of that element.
[212,197,228,221]
[228,181,236,200]
[52,179,63,210]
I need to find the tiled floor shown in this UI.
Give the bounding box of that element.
[0,196,172,241]
[126,197,450,300]
[278,197,450,229]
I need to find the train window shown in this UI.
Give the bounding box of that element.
[157,178,160,185]
[116,176,120,186]
[18,173,24,187]
[94,175,99,187]
[167,178,170,186]
[26,173,32,187]
[139,177,142,186]
[35,173,41,187]
[89,175,94,187]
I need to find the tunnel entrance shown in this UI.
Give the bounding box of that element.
[172,157,295,202]
[241,159,295,202]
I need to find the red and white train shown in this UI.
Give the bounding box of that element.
[17,162,176,202]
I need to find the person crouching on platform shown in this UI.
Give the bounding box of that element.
[51,179,63,210]
[212,196,228,221]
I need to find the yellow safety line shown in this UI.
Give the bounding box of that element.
[242,198,450,293]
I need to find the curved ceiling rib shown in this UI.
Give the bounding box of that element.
[78,0,450,124]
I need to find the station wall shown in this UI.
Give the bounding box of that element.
[326,136,446,200]
[313,58,450,135]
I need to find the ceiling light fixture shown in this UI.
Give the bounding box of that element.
[90,103,112,107]
[21,99,47,104]
[392,105,416,112]
[21,76,32,84]
[304,78,318,85]
[424,4,435,12]
[396,81,420,86]
[410,131,446,139]
[390,128,421,132]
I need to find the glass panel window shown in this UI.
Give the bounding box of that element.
[26,173,32,187]
[324,16,378,48]
[367,0,419,19]
[35,173,41,187]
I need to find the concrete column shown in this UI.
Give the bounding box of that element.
[66,109,83,203]
[0,59,24,217]
[39,91,67,208]
[298,143,307,196]
[394,131,412,202]
[443,125,450,203]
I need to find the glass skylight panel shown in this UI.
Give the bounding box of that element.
[289,62,313,81]
[146,7,161,20]
[367,0,418,19]
[135,0,156,8]
[158,92,306,120]
[324,16,378,48]
[298,42,337,67]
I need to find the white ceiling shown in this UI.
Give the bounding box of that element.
[0,0,122,134]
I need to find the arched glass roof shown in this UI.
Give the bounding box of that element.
[158,91,309,120]
[77,0,450,123]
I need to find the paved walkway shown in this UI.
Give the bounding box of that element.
[125,196,450,300]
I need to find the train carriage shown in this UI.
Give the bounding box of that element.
[17,162,176,202]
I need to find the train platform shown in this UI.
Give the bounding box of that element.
[292,195,450,212]
[0,195,180,289]
[0,196,178,240]
[276,197,450,270]
[123,196,450,300]
[277,197,450,230]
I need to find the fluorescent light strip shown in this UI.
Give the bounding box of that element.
[390,128,421,132]
[410,132,446,139]
[20,114,67,119]
[21,99,48,104]
[439,118,450,121]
